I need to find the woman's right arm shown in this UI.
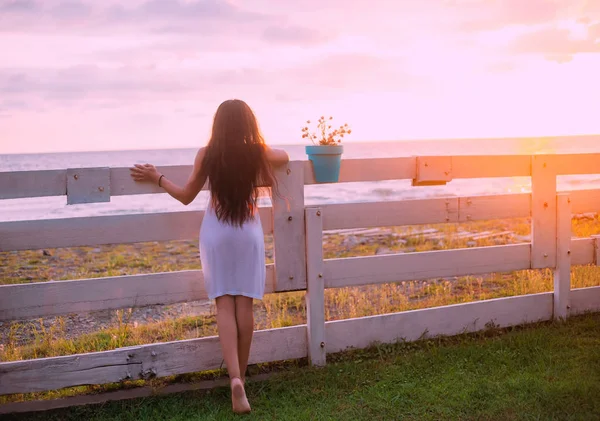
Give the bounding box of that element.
[264,145,289,167]
[130,148,207,206]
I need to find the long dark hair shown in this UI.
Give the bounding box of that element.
[201,99,277,227]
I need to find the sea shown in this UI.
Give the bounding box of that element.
[1,136,600,222]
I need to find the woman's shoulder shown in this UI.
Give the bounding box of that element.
[195,146,207,161]
[263,145,289,166]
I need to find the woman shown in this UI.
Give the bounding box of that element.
[130,99,289,414]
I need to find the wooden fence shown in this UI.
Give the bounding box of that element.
[1,150,600,396]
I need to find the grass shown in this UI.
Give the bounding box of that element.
[1,312,219,362]
[3,260,599,365]
[4,313,600,420]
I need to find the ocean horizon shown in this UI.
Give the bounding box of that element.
[2,136,600,223]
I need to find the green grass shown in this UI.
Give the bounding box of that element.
[5,314,600,421]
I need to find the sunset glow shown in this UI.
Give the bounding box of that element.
[1,0,599,153]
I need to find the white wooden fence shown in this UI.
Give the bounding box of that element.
[1,149,600,396]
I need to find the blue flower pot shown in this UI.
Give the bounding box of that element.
[306,145,344,183]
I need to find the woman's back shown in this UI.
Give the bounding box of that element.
[198,99,288,301]
[201,100,285,227]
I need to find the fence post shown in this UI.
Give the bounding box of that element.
[272,161,306,291]
[531,155,557,268]
[554,193,571,320]
[305,207,326,366]
[593,235,600,266]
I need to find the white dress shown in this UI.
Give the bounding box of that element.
[199,200,266,300]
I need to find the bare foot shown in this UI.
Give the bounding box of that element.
[230,377,251,414]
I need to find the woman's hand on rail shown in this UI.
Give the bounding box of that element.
[130,164,161,184]
[129,149,206,205]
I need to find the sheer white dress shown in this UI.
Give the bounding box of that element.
[199,200,266,300]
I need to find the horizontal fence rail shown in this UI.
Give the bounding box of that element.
[323,244,532,288]
[1,146,600,399]
[0,266,276,321]
[2,190,599,252]
[570,286,600,315]
[325,293,554,353]
[3,152,600,201]
[0,170,67,200]
[0,325,307,395]
[0,208,273,252]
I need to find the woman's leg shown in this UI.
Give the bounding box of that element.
[234,296,254,382]
[216,295,241,379]
[216,295,250,413]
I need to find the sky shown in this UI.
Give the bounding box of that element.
[0,0,599,153]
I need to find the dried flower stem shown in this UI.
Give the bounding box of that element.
[301,116,351,146]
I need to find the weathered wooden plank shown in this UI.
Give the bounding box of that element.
[110,166,204,196]
[0,266,276,321]
[451,155,531,178]
[554,194,571,319]
[0,373,272,415]
[0,376,217,415]
[531,155,557,268]
[568,189,600,215]
[570,238,595,266]
[569,286,600,315]
[459,194,530,222]
[303,157,416,184]
[324,244,531,288]
[595,235,600,265]
[320,198,459,230]
[326,293,553,353]
[550,153,600,175]
[114,158,415,195]
[0,208,273,251]
[3,151,598,201]
[272,161,306,291]
[0,325,307,395]
[305,208,326,366]
[66,168,110,205]
[0,170,67,200]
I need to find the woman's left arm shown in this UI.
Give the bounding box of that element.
[130,148,207,206]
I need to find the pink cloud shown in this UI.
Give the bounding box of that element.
[261,25,331,46]
[283,54,423,95]
[0,0,272,33]
[485,61,517,73]
[0,51,422,111]
[590,22,600,40]
[2,0,599,154]
[510,26,600,62]
[0,64,250,108]
[580,0,600,21]
[454,0,561,31]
